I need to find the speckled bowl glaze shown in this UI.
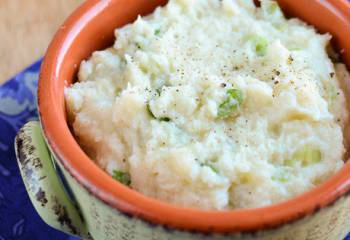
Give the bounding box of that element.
[15,0,350,239]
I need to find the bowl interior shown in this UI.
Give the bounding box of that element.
[39,0,350,233]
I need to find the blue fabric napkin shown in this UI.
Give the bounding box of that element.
[0,60,349,240]
[0,60,78,240]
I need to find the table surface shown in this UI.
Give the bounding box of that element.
[0,0,84,84]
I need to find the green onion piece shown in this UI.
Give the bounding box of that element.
[288,46,302,51]
[271,167,290,182]
[115,88,121,97]
[261,0,283,18]
[217,88,244,119]
[135,42,142,50]
[159,117,171,122]
[292,146,322,166]
[249,35,269,56]
[147,103,171,121]
[266,1,279,14]
[325,83,337,106]
[112,170,131,185]
[155,29,161,36]
[271,174,289,183]
[200,163,219,174]
[276,23,288,32]
[227,88,243,103]
[147,103,156,119]
[239,172,251,183]
[284,159,297,167]
[156,88,162,96]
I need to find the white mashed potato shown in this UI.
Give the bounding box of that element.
[65,0,350,209]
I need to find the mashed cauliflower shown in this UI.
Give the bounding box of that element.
[65,0,350,209]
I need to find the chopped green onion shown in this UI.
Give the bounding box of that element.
[159,117,171,122]
[155,28,161,36]
[248,35,269,56]
[276,23,288,32]
[292,146,322,166]
[150,73,157,81]
[271,166,290,182]
[239,173,251,183]
[266,1,279,14]
[135,42,142,50]
[288,46,302,51]
[147,103,171,122]
[227,88,243,103]
[112,170,131,185]
[217,88,244,119]
[284,159,297,167]
[147,103,156,119]
[200,163,219,174]
[325,83,338,106]
[156,88,162,96]
[261,0,283,18]
[114,87,123,97]
[271,173,289,183]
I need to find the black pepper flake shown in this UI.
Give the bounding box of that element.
[274,81,279,85]
[337,92,340,95]
[221,83,227,88]
[337,118,341,122]
[330,72,335,78]
[287,55,294,64]
[276,71,280,76]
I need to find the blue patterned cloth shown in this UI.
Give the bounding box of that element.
[0,60,349,240]
[0,60,78,240]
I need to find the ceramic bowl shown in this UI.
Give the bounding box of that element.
[15,0,350,239]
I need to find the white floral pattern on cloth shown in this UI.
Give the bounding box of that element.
[0,60,349,240]
[0,60,78,240]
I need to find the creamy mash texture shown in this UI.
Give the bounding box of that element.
[65,0,350,209]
